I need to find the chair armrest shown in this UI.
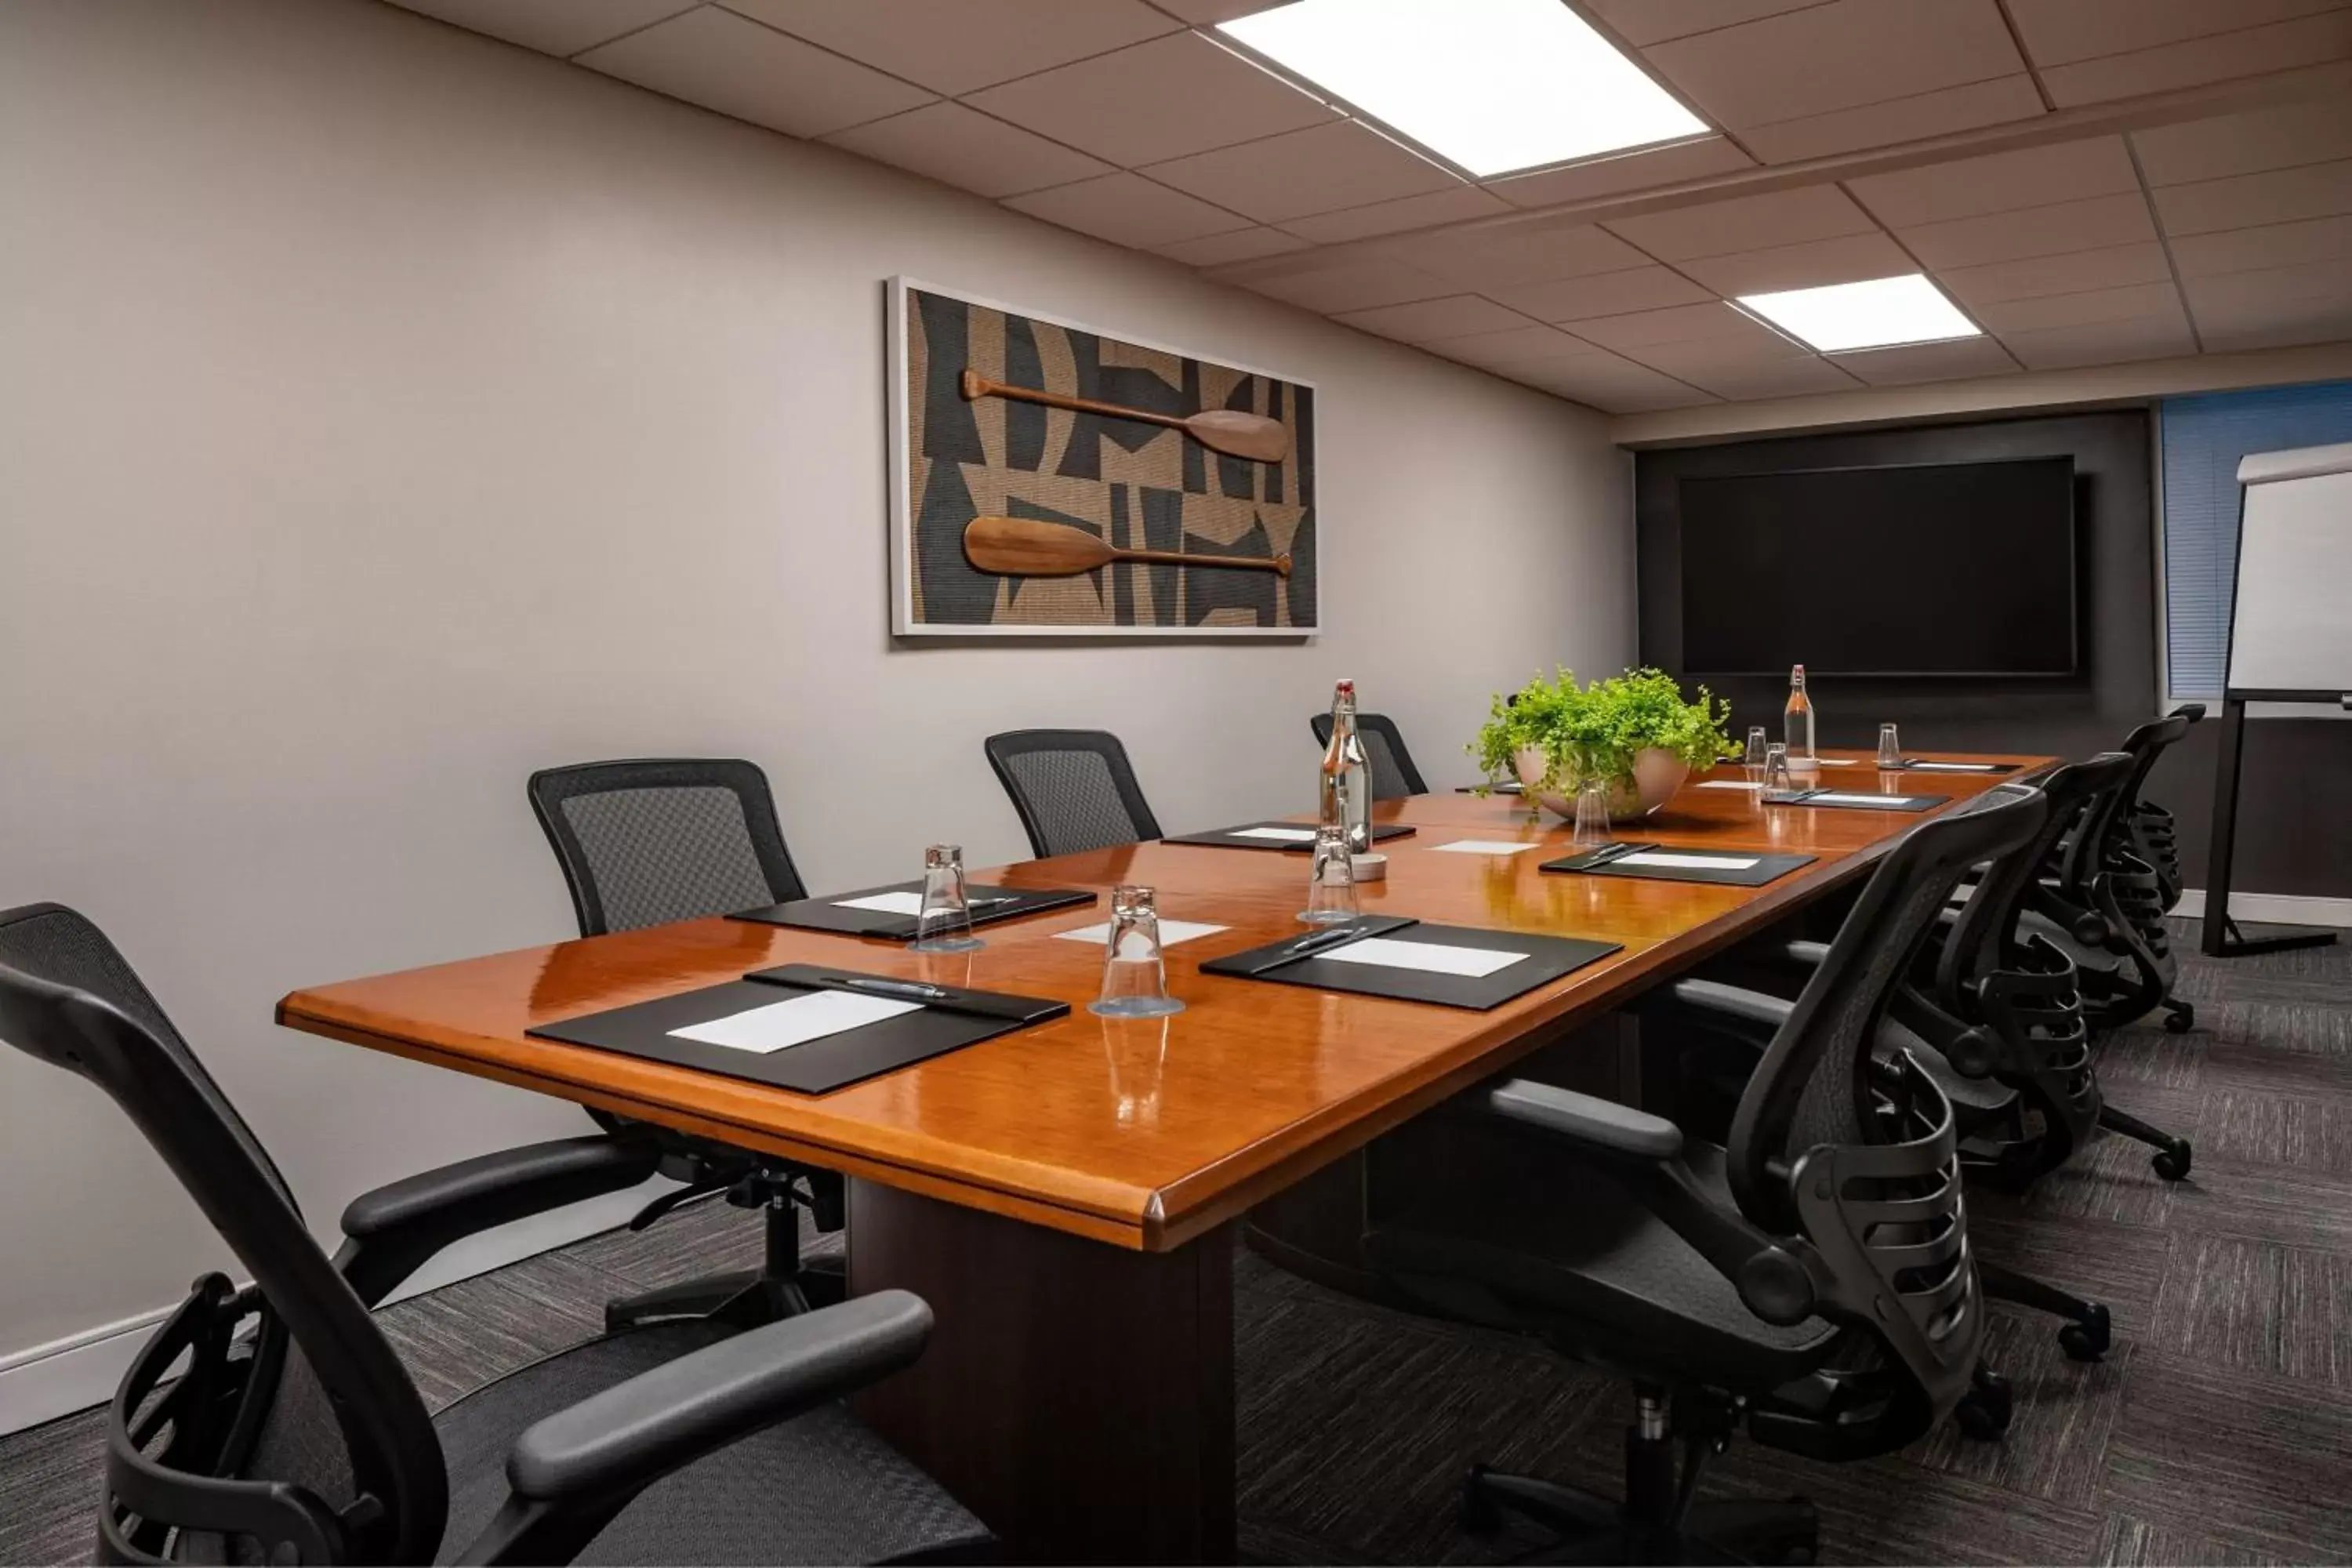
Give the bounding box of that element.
[1487,1080,1680,1159]
[334,1134,660,1306]
[1661,978,1794,1044]
[1778,940,1831,967]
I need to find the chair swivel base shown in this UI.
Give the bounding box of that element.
[2099,1103,2193,1181]
[1459,1465,1817,1566]
[1979,1259,2111,1361]
[605,1253,845,1331]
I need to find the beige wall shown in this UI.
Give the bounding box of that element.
[0,0,1631,1373]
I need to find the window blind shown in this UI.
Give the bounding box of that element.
[2160,380,2352,699]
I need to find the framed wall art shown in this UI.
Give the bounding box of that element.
[888,277,1319,637]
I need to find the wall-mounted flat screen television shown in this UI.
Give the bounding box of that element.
[1678,456,2078,676]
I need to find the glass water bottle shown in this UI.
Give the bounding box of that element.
[1319,678,1373,855]
[1784,664,1817,764]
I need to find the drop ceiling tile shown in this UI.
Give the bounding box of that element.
[2132,100,2352,187]
[2193,296,2352,352]
[1828,335,2021,384]
[2169,212,2352,277]
[1580,0,1829,49]
[1849,136,2140,228]
[1896,191,2157,269]
[1000,172,1250,246]
[1490,265,1717,321]
[1933,240,2175,306]
[1375,220,1650,290]
[1277,187,1512,245]
[718,0,1179,95]
[1482,137,1755,209]
[2151,158,2352,236]
[1419,324,1596,371]
[1332,295,1535,343]
[1569,300,1802,352]
[1621,341,1864,398]
[1506,353,1720,413]
[1738,76,2046,164]
[1973,279,2184,333]
[2038,10,2352,107]
[577,6,935,136]
[822,102,1114,198]
[386,0,695,56]
[1642,0,2023,130]
[1140,120,1457,223]
[2004,0,2349,67]
[1677,231,1918,296]
[1602,184,1879,262]
[2181,255,2352,314]
[1996,306,2197,368]
[963,31,1335,168]
[1155,225,1312,265]
[1238,256,1455,313]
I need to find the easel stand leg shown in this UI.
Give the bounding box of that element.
[2201,697,2341,959]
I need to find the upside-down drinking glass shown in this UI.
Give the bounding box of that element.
[1877,723,1904,768]
[1571,781,1612,851]
[1091,884,1184,1018]
[1745,725,1769,768]
[1762,742,1796,798]
[1300,823,1359,925]
[911,844,985,953]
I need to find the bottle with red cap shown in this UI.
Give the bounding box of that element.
[1319,679,1372,855]
[1784,664,1817,764]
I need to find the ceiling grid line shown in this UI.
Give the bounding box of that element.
[2122,136,2208,354]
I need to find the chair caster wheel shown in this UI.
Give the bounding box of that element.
[1458,1466,1501,1534]
[2152,1145,2192,1181]
[2058,1304,2111,1362]
[2164,1005,2194,1034]
[1955,1367,2012,1441]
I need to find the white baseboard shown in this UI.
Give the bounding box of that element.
[0,1177,672,1438]
[2175,888,2352,929]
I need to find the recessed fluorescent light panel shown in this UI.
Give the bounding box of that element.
[1735,274,1982,354]
[1218,0,1708,178]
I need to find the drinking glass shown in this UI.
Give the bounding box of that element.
[1090,884,1184,1018]
[1744,725,1769,768]
[1762,742,1796,797]
[1101,1011,1170,1127]
[1299,823,1359,925]
[1570,780,1612,850]
[910,844,985,953]
[1876,723,1904,768]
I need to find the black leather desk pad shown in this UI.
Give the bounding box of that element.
[528,964,1069,1094]
[1541,843,1816,886]
[1897,759,2020,775]
[1163,821,1417,852]
[1769,789,1951,812]
[730,883,1094,941]
[1200,916,1618,1011]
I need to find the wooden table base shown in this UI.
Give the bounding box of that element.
[848,1179,1237,1564]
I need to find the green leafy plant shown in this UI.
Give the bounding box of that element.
[1471,667,1737,795]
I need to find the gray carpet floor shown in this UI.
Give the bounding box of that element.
[2,922,2346,1565]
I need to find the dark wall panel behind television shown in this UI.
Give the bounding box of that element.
[1679,457,2078,675]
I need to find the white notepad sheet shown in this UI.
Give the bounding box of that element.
[1697,780,1765,790]
[1231,826,1317,841]
[1431,840,1537,855]
[1617,851,1759,870]
[670,990,920,1054]
[1319,937,1526,979]
[1811,792,1903,806]
[1906,761,1994,771]
[833,891,924,915]
[1055,920,1229,947]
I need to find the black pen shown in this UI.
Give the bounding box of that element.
[1583,840,1654,866]
[1282,925,1364,959]
[835,976,950,1002]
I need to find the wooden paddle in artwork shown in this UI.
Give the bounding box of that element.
[963,515,1293,579]
[960,368,1292,463]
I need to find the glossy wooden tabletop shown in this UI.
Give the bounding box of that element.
[278,750,2049,1252]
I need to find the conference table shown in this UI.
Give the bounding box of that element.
[278,749,2051,1563]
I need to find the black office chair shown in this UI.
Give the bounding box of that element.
[0,902,991,1566]
[1308,710,1428,799]
[981,729,1163,858]
[528,759,847,1330]
[1362,789,2042,1564]
[2118,704,2202,911]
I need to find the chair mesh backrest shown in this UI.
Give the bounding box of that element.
[528,758,805,936]
[0,905,443,1561]
[983,731,1163,858]
[1937,760,2131,1004]
[1308,712,1428,800]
